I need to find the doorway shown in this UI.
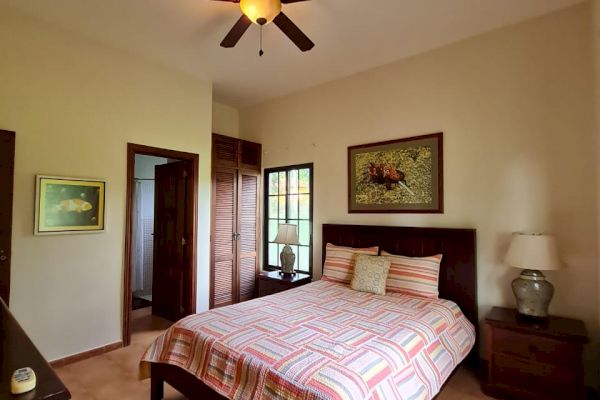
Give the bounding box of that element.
[0,130,15,305]
[123,143,199,346]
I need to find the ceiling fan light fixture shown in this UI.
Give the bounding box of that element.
[240,0,281,25]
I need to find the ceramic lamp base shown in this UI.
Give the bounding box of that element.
[280,245,296,275]
[512,269,554,318]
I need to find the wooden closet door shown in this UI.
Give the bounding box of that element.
[211,168,238,308]
[238,171,260,302]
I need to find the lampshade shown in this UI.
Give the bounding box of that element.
[504,233,564,271]
[240,0,282,24]
[273,224,300,245]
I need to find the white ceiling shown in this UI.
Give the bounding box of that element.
[1,0,583,107]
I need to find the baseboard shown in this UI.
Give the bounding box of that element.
[49,341,123,368]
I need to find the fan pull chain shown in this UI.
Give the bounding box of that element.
[259,25,264,57]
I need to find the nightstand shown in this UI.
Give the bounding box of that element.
[258,270,311,297]
[483,307,588,400]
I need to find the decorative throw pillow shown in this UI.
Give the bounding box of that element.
[322,243,379,284]
[350,255,391,295]
[381,251,443,298]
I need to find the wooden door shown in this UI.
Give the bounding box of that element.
[0,130,14,305]
[152,161,187,321]
[238,171,260,302]
[211,168,238,308]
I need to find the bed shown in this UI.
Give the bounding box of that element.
[140,224,477,400]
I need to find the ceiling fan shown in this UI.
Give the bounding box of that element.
[213,0,314,55]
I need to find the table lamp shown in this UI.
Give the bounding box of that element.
[274,224,300,276]
[504,233,564,319]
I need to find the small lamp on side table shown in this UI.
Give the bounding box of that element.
[274,224,300,276]
[504,233,564,319]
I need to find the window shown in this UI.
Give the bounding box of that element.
[264,163,313,275]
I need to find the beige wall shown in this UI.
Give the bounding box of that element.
[212,101,240,138]
[593,0,600,385]
[241,3,598,377]
[0,7,213,361]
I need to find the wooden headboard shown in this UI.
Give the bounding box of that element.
[322,224,478,330]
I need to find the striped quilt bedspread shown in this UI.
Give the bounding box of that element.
[140,280,475,400]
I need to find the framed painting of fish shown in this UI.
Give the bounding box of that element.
[34,175,106,234]
[348,133,443,213]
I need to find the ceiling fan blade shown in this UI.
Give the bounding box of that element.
[281,0,311,3]
[273,12,314,52]
[221,15,252,48]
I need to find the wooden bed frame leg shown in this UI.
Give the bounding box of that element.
[150,366,164,400]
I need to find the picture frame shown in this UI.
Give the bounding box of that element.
[348,132,443,213]
[34,175,106,235]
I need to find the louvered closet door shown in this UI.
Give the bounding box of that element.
[238,171,260,302]
[212,169,238,308]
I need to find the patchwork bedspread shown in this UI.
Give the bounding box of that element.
[140,280,475,400]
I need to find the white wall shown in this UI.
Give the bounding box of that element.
[213,101,240,138]
[241,3,598,379]
[0,6,213,361]
[134,154,168,180]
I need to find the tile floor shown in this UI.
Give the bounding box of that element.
[54,307,492,400]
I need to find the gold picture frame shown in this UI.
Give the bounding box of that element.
[34,175,106,235]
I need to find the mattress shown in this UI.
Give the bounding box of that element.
[140,280,475,400]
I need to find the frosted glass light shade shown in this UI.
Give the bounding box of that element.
[240,0,282,24]
[274,224,300,245]
[504,233,564,271]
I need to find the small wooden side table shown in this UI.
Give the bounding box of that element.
[258,270,311,297]
[483,307,588,400]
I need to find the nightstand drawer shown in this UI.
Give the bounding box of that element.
[493,328,576,364]
[258,271,311,297]
[492,354,578,398]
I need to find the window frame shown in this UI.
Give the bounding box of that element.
[263,163,314,276]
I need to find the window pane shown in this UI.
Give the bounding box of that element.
[268,219,278,242]
[299,168,310,193]
[269,243,279,266]
[298,220,310,246]
[269,173,278,195]
[269,196,278,219]
[299,246,309,272]
[278,196,286,220]
[278,172,287,194]
[265,165,312,275]
[299,194,310,220]
[289,169,299,194]
[288,195,298,219]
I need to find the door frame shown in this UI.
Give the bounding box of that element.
[0,130,15,306]
[123,143,199,346]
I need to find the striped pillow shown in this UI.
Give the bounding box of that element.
[322,243,379,284]
[381,251,443,298]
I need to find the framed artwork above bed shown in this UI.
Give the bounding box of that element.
[348,132,443,213]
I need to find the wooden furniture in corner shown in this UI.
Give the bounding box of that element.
[483,307,588,400]
[258,270,311,297]
[210,134,262,309]
[0,298,71,399]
